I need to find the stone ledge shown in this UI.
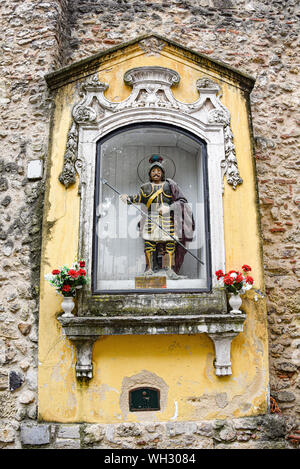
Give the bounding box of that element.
[58,313,246,337]
[58,307,246,379]
[80,289,228,316]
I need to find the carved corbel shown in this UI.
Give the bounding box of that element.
[207,332,239,376]
[68,335,98,380]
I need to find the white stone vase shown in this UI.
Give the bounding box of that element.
[229,293,242,313]
[61,296,75,317]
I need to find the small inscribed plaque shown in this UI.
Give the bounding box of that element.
[129,387,160,412]
[135,276,166,289]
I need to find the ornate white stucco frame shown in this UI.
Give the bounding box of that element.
[60,67,243,286]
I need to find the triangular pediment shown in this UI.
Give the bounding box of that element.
[45,34,255,92]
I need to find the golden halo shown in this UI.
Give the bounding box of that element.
[137,154,176,183]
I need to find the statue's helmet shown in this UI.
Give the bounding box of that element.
[148,155,165,180]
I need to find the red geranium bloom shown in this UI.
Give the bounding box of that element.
[242,265,251,272]
[52,269,60,275]
[245,275,254,284]
[215,269,224,280]
[77,269,86,276]
[62,284,71,292]
[236,274,244,283]
[79,261,85,267]
[68,269,78,278]
[224,276,234,285]
[228,270,238,275]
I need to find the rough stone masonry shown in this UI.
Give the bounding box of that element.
[0,0,299,449]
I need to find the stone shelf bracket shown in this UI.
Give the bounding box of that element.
[67,335,98,380]
[58,294,246,380]
[207,332,240,376]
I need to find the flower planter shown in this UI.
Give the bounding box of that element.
[45,261,88,317]
[229,293,242,314]
[61,296,75,317]
[215,265,254,314]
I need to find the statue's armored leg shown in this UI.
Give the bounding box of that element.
[165,241,186,280]
[166,241,176,270]
[144,241,156,276]
[157,242,166,271]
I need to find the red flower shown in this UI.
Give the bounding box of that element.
[68,269,78,278]
[228,270,238,275]
[79,261,85,267]
[245,275,254,284]
[62,284,71,292]
[52,269,60,275]
[236,274,244,283]
[224,276,234,285]
[77,269,86,277]
[242,265,251,272]
[215,269,224,280]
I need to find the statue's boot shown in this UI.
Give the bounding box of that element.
[165,250,187,280]
[165,268,187,280]
[144,269,154,277]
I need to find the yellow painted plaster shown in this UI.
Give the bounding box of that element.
[38,44,268,423]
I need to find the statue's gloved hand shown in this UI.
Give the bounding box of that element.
[159,204,170,215]
[120,194,129,203]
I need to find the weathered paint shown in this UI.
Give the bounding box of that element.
[38,40,269,423]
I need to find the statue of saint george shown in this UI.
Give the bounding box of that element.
[121,155,195,279]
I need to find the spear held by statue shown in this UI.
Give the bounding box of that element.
[100,177,204,267]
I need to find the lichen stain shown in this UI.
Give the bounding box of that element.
[215,392,228,409]
[48,337,76,384]
[205,352,215,381]
[168,341,182,352]
[98,383,120,401]
[50,363,64,383]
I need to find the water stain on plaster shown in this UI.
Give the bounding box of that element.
[215,392,228,409]
[99,383,120,401]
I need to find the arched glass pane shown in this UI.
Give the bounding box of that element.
[93,124,210,292]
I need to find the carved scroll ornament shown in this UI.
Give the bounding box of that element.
[59,67,243,191]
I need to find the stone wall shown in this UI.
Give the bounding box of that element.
[14,415,300,449]
[0,0,69,449]
[0,0,299,449]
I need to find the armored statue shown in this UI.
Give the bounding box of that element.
[121,155,194,279]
